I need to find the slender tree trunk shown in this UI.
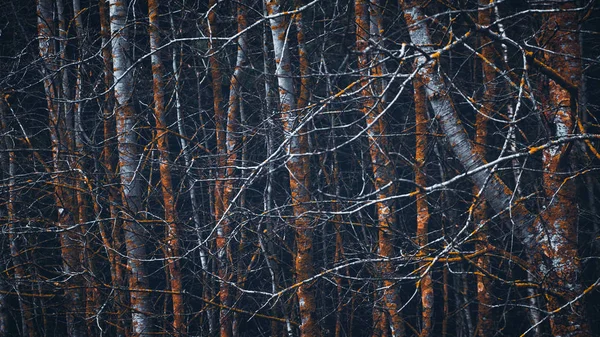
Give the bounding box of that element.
[356,1,405,335]
[206,2,233,335]
[474,2,495,335]
[109,0,153,335]
[265,1,322,336]
[260,7,290,334]
[98,1,129,335]
[71,1,98,333]
[442,266,449,337]
[414,75,433,337]
[146,1,186,334]
[225,3,249,337]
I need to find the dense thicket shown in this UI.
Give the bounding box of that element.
[1,1,600,336]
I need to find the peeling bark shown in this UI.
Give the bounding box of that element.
[533,3,591,336]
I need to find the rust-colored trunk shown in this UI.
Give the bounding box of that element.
[206,2,232,335]
[147,0,185,334]
[414,75,433,337]
[216,2,249,336]
[356,1,405,335]
[533,4,591,336]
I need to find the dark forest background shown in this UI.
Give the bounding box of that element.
[1,0,600,336]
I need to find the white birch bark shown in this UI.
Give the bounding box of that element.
[109,0,153,335]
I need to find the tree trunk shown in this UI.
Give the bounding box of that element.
[414,75,433,337]
[206,2,233,335]
[533,3,591,336]
[98,1,129,335]
[474,2,495,335]
[146,1,185,335]
[265,1,322,336]
[356,1,405,335]
[109,0,153,335]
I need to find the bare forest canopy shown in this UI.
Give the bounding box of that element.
[1,0,600,336]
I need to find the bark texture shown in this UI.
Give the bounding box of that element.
[265,1,321,336]
[356,1,405,336]
[147,0,185,334]
[414,75,433,337]
[109,0,153,335]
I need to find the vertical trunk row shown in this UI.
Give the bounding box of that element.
[534,4,591,336]
[109,0,153,335]
[355,1,405,336]
[414,75,433,337]
[265,1,321,336]
[37,1,86,336]
[146,1,185,335]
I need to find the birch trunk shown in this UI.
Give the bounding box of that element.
[109,0,153,335]
[98,1,129,335]
[356,1,405,335]
[265,1,321,336]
